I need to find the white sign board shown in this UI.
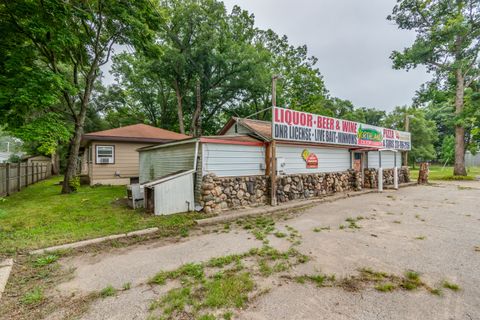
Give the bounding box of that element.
[272,106,411,150]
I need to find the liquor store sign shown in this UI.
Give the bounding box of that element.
[272,106,411,151]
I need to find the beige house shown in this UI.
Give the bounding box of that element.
[80,124,189,185]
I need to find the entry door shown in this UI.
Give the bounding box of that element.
[353,153,363,172]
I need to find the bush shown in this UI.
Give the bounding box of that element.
[68,176,80,192]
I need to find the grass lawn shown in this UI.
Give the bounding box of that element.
[409,165,480,181]
[0,176,201,256]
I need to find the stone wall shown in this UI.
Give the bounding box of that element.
[363,167,410,188]
[275,170,362,203]
[200,174,268,214]
[200,167,410,213]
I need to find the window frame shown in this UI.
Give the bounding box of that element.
[95,145,115,164]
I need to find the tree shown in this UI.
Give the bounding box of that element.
[13,114,71,174]
[1,0,157,193]
[440,135,455,164]
[388,0,480,175]
[383,106,438,165]
[105,53,177,130]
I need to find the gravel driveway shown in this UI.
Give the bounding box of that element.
[51,181,480,320]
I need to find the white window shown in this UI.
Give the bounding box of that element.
[96,145,114,164]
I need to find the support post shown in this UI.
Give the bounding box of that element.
[394,152,398,190]
[17,163,21,191]
[378,168,383,192]
[393,167,398,190]
[270,141,277,206]
[5,163,10,196]
[378,151,383,192]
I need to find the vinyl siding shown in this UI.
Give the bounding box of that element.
[91,141,152,183]
[367,151,402,168]
[223,123,251,135]
[276,145,351,174]
[202,143,265,177]
[139,142,196,184]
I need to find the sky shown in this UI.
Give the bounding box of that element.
[222,0,432,111]
[102,0,432,112]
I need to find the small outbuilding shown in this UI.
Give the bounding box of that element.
[80,124,189,185]
[139,108,411,215]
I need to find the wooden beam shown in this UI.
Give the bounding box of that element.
[270,140,277,206]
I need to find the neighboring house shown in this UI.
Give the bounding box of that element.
[23,155,51,166]
[80,124,189,186]
[0,152,12,163]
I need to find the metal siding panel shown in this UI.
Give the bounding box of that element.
[203,143,265,177]
[276,145,350,174]
[368,151,398,168]
[139,143,195,183]
[154,174,194,215]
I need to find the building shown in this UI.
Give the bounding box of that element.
[138,108,411,216]
[0,152,12,163]
[80,124,189,185]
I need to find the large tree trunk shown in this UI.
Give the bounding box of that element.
[453,69,467,176]
[51,149,60,175]
[190,80,202,137]
[61,77,94,193]
[173,80,185,134]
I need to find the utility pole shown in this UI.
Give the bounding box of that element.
[270,75,280,206]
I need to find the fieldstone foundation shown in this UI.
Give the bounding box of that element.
[363,167,410,188]
[200,167,409,213]
[200,174,268,214]
[275,170,361,203]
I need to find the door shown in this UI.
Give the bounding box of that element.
[353,152,363,172]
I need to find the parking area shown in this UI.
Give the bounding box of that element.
[5,180,480,320]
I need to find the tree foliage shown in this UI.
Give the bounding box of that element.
[388,0,480,175]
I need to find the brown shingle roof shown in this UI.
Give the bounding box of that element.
[83,124,189,143]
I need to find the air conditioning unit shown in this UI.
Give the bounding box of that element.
[127,184,144,209]
[99,158,111,164]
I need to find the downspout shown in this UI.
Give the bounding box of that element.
[193,140,201,211]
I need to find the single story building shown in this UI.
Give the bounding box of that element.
[138,107,411,215]
[80,124,189,185]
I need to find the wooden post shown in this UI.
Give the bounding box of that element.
[17,163,21,191]
[36,163,39,183]
[25,163,29,186]
[31,163,34,184]
[5,163,10,196]
[270,141,277,206]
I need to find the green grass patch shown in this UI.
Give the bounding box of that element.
[21,287,44,305]
[295,274,336,287]
[0,176,201,255]
[203,272,254,308]
[34,254,59,267]
[100,285,117,298]
[150,272,254,317]
[122,282,131,290]
[401,271,422,290]
[375,283,396,292]
[409,165,480,181]
[313,226,330,232]
[442,281,460,291]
